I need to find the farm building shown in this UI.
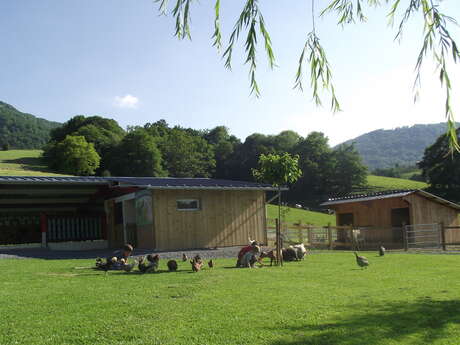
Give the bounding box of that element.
[321,190,460,248]
[0,176,279,250]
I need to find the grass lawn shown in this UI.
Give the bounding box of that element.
[366,175,428,192]
[2,252,460,345]
[266,205,335,226]
[0,149,67,176]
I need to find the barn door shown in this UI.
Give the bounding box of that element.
[391,208,410,242]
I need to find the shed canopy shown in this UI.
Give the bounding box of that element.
[0,176,283,191]
[321,189,460,211]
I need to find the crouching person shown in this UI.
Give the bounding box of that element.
[96,243,134,270]
[240,245,261,268]
[236,240,260,267]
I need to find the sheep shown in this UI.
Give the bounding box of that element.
[292,243,307,260]
[282,247,299,261]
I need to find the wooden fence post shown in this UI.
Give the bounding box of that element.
[403,225,408,251]
[307,226,313,248]
[298,221,303,243]
[328,223,333,250]
[440,222,446,251]
[349,225,354,250]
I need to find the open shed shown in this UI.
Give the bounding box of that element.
[321,190,460,247]
[0,176,277,251]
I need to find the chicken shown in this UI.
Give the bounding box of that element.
[354,252,369,269]
[167,259,178,272]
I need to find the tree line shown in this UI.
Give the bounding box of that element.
[42,115,368,206]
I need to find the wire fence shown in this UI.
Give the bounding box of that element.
[266,219,460,252]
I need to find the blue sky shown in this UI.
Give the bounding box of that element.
[1,1,459,145]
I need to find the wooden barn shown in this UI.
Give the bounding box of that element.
[0,176,277,250]
[321,190,460,248]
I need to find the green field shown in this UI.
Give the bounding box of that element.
[366,174,428,192]
[0,149,66,176]
[1,253,460,345]
[267,204,335,226]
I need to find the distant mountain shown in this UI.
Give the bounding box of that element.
[338,123,458,170]
[0,101,61,149]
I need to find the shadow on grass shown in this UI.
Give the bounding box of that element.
[269,299,460,345]
[3,157,48,171]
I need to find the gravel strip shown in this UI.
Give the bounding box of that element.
[0,246,245,260]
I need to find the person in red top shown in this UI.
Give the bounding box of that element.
[236,240,259,267]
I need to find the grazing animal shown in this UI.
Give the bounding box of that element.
[282,247,299,261]
[167,259,178,272]
[190,255,204,272]
[208,259,214,268]
[354,252,369,269]
[292,243,307,260]
[379,245,386,256]
[182,253,188,262]
[259,250,277,266]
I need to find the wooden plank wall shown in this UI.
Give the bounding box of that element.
[333,197,409,228]
[333,197,409,243]
[404,194,460,227]
[152,190,266,250]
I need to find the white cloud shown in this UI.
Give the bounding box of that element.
[114,94,139,109]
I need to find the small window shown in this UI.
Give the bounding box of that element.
[176,199,200,211]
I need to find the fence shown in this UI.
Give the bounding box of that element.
[404,223,460,251]
[47,216,104,242]
[266,219,405,250]
[266,220,460,251]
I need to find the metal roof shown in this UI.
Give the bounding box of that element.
[321,190,415,206]
[0,176,284,191]
[321,189,460,210]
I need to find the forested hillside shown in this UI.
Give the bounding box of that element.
[340,123,458,170]
[0,101,60,149]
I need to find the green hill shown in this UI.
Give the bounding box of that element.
[365,175,428,192]
[0,150,66,176]
[340,123,458,170]
[267,204,335,226]
[0,101,61,149]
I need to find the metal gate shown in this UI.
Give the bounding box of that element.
[404,223,441,249]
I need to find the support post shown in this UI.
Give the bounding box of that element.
[328,223,333,250]
[275,218,280,266]
[403,225,408,251]
[40,213,47,248]
[349,225,353,250]
[298,221,303,243]
[440,222,446,251]
[307,226,313,247]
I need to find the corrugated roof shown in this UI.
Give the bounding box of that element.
[0,176,109,184]
[0,176,283,191]
[321,189,460,210]
[321,190,415,206]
